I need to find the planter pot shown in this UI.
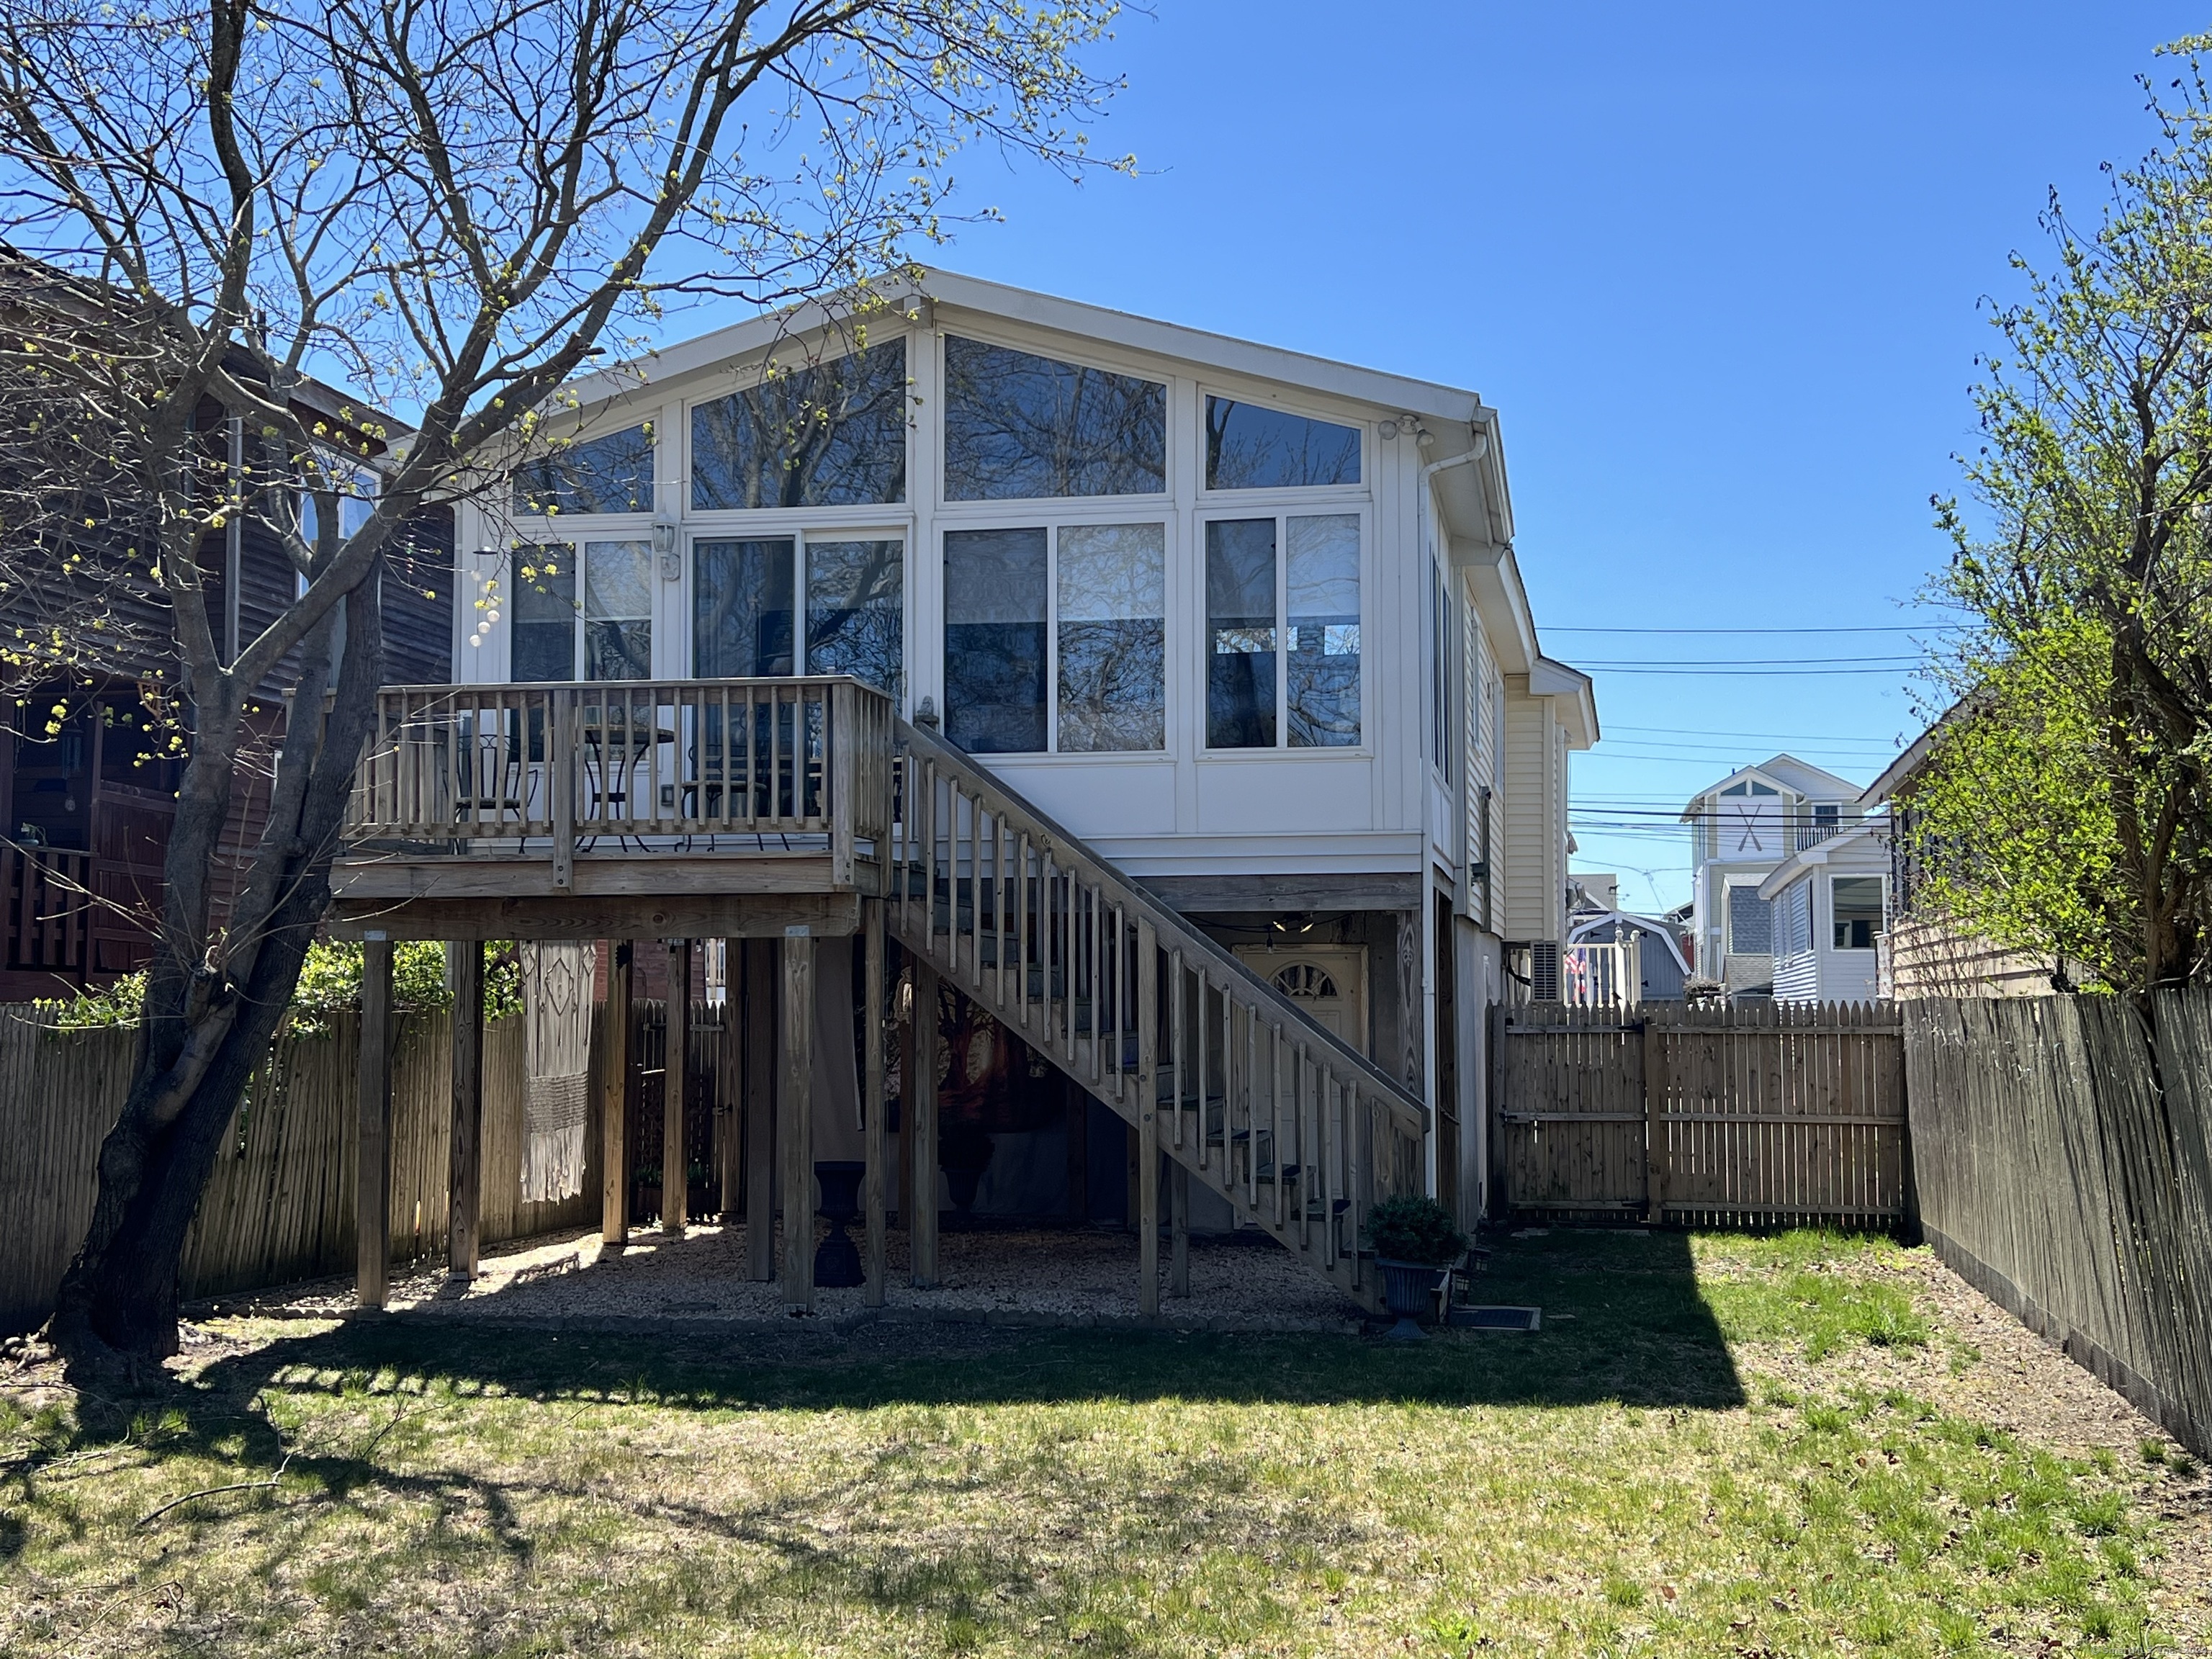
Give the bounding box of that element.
[813,1160,866,1288]
[1375,1257,1450,1341]
[634,1184,662,1225]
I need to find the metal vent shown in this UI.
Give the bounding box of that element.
[1529,939,1561,1001]
[1449,1305,1542,1331]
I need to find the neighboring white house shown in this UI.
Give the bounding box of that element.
[1755,819,1890,1002]
[1679,755,1865,994]
[450,269,1597,1228]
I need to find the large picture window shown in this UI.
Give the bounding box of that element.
[513,424,655,516]
[510,539,652,680]
[943,336,1166,501]
[945,521,1168,755]
[691,341,907,510]
[693,535,904,698]
[1205,513,1361,750]
[1204,398,1360,490]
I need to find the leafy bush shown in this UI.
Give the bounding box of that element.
[1361,1195,1467,1266]
[39,940,523,1032]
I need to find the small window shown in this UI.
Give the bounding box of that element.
[691,342,907,510]
[514,424,654,516]
[1205,397,1360,490]
[944,527,1048,752]
[694,538,796,678]
[943,337,1165,500]
[805,539,904,699]
[1749,781,1779,796]
[1727,885,1772,954]
[1832,876,1884,950]
[583,540,652,680]
[1814,802,1840,827]
[1206,513,1361,750]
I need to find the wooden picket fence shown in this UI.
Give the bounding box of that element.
[0,1007,603,1334]
[1493,1001,1909,1225]
[1907,992,2212,1457]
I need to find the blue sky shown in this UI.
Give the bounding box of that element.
[824,1,2201,913]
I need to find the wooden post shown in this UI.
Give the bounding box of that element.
[1169,1161,1190,1298]
[863,899,887,1306]
[602,940,632,1250]
[1642,1010,1665,1226]
[447,939,485,1279]
[781,931,817,1311]
[745,938,775,1281]
[1137,918,1159,1320]
[897,961,914,1229]
[1486,1000,1510,1222]
[355,934,395,1310]
[665,938,692,1237]
[911,959,940,1287]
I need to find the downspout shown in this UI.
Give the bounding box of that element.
[1414,425,1490,1203]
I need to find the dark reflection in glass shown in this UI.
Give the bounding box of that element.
[943,336,1166,500]
[514,424,655,515]
[945,526,1047,752]
[1205,399,1360,490]
[1206,518,1277,749]
[1058,522,1165,751]
[806,539,904,699]
[511,544,575,682]
[694,538,795,677]
[583,539,652,681]
[691,341,907,510]
[1286,513,1359,747]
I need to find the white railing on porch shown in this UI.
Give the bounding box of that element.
[1563,934,1642,1009]
[343,678,894,886]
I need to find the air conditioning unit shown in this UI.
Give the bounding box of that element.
[1529,939,1561,1002]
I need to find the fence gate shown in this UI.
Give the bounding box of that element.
[1493,1001,1910,1226]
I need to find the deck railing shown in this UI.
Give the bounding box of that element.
[344,677,895,886]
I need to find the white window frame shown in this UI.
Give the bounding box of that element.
[685,522,912,685]
[1192,382,1370,505]
[1193,502,1372,758]
[940,508,1176,757]
[1828,873,1885,953]
[505,532,656,683]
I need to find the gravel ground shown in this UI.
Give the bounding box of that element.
[188,1221,1367,1333]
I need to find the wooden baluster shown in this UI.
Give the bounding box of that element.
[1136,918,1159,1320]
[831,685,856,886]
[665,938,692,1238]
[1272,1023,1287,1226]
[968,784,981,990]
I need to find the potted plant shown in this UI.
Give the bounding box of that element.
[1363,1195,1467,1341]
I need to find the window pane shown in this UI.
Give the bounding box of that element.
[693,539,795,678]
[1205,518,1277,749]
[515,423,655,515]
[582,539,652,680]
[691,341,907,510]
[1058,523,1165,752]
[1727,886,1772,954]
[1286,513,1359,748]
[945,527,1047,752]
[1833,876,1883,950]
[1204,398,1360,490]
[943,336,1166,500]
[512,544,575,682]
[806,539,904,699]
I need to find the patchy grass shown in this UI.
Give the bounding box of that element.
[0,1230,2198,1656]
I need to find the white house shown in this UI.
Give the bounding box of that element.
[1755,819,1890,1003]
[1679,755,1865,994]
[435,270,1596,1238]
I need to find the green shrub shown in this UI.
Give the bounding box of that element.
[37,940,522,1031]
[1362,1195,1467,1266]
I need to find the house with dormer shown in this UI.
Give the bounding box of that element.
[1679,755,1865,996]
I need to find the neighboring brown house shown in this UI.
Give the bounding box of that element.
[1858,704,2069,1000]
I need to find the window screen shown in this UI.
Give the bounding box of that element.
[690,342,907,510]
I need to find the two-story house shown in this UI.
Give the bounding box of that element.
[1679,755,1864,997]
[331,271,1595,1314]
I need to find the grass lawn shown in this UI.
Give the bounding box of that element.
[2,1229,2206,1657]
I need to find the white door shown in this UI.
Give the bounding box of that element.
[1234,943,1367,1054]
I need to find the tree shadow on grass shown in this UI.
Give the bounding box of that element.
[192,1227,1745,1416]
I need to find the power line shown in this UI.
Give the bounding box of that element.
[1607,722,1920,742]
[1551,624,1959,636]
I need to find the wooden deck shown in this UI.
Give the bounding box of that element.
[329,675,893,940]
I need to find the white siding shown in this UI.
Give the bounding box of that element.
[1503,685,1557,942]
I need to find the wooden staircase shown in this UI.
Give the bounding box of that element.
[887,719,1431,1316]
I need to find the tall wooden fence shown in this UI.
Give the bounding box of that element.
[1494,1001,1909,1225]
[1907,993,2212,1457]
[0,1007,604,1334]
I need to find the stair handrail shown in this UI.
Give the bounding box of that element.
[894,718,1429,1141]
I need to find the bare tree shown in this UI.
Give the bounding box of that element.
[0,0,1126,1378]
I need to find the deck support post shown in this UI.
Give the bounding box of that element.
[744,939,775,1281]
[665,938,692,1237]
[911,960,940,1287]
[354,934,394,1310]
[602,940,633,1251]
[447,939,484,1279]
[863,900,887,1306]
[1137,919,1159,1321]
[1169,1162,1190,1298]
[780,930,817,1311]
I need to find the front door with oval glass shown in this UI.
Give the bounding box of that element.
[1232,943,1367,1055]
